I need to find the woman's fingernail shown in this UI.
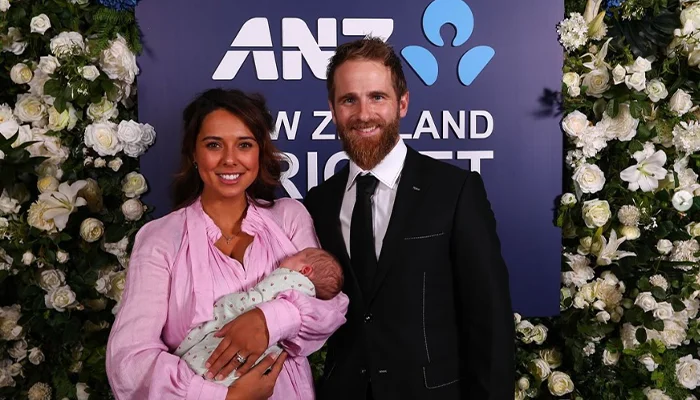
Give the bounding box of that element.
[205,372,214,379]
[205,362,211,368]
[216,374,224,381]
[271,352,279,360]
[234,370,241,378]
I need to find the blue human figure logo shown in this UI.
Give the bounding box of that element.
[401,0,495,86]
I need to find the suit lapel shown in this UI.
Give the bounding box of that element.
[368,147,431,303]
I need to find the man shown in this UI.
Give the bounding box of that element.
[303,37,514,400]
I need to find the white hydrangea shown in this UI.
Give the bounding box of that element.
[617,205,641,226]
[557,13,589,52]
[673,120,700,154]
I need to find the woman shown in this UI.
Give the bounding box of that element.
[106,89,349,400]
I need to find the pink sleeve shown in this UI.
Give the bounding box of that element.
[106,225,228,400]
[257,199,349,356]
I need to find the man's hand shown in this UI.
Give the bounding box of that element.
[205,308,270,381]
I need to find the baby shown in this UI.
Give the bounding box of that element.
[174,247,344,386]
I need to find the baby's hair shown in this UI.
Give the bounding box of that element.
[300,248,344,300]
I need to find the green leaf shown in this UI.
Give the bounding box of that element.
[43,79,63,98]
[637,277,652,291]
[651,286,667,300]
[607,98,620,118]
[651,319,664,331]
[593,98,607,120]
[629,140,644,153]
[635,327,648,343]
[671,296,686,312]
[54,96,67,113]
[637,123,652,140]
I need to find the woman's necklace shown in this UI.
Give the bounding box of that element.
[221,228,242,245]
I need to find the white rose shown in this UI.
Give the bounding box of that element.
[56,250,69,264]
[596,310,611,323]
[573,163,606,194]
[539,348,562,368]
[99,34,139,84]
[669,89,693,116]
[37,176,59,194]
[94,276,111,294]
[108,157,123,172]
[612,64,626,85]
[675,355,700,389]
[681,4,700,27]
[80,65,99,81]
[563,72,580,88]
[123,142,147,158]
[14,94,46,125]
[50,31,85,58]
[122,172,148,198]
[0,104,19,138]
[646,79,668,102]
[547,371,574,396]
[582,68,610,97]
[635,292,657,312]
[38,56,60,74]
[684,298,699,319]
[657,239,673,255]
[40,269,65,291]
[93,157,106,168]
[0,149,4,160]
[625,71,647,91]
[80,218,104,242]
[672,190,694,212]
[139,123,156,147]
[528,358,551,380]
[10,63,32,84]
[21,251,34,265]
[603,349,620,365]
[7,363,22,377]
[660,319,687,348]
[76,383,90,400]
[628,57,653,73]
[643,388,671,400]
[122,198,144,221]
[687,222,700,237]
[87,97,118,122]
[517,377,530,391]
[562,111,590,138]
[28,347,44,365]
[47,104,78,132]
[84,122,122,156]
[3,27,27,55]
[601,103,639,141]
[620,225,641,240]
[108,271,126,302]
[0,0,9,12]
[45,285,77,312]
[8,340,27,360]
[30,14,51,35]
[514,390,525,400]
[530,324,548,345]
[653,302,674,320]
[639,354,659,371]
[561,193,577,206]
[0,189,21,216]
[568,85,581,97]
[117,120,142,144]
[582,199,611,228]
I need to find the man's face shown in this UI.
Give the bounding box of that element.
[329,59,409,170]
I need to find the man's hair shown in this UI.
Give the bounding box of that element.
[301,248,344,300]
[326,36,408,102]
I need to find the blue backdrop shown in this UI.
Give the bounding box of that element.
[135,0,564,316]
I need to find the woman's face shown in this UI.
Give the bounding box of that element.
[194,109,260,202]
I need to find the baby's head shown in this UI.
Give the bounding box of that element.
[280,248,344,300]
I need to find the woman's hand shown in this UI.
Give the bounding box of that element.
[225,352,288,400]
[205,308,270,381]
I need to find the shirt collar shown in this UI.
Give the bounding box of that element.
[346,138,407,192]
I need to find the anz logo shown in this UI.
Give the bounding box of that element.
[212,0,493,86]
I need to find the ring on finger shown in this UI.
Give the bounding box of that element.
[234,352,247,364]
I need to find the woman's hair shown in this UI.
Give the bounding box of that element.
[171,88,282,210]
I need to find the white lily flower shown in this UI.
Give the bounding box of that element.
[38,181,88,231]
[596,230,636,266]
[582,38,613,70]
[620,150,667,192]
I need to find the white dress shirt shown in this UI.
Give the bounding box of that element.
[340,138,408,259]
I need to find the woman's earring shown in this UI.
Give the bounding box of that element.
[193,161,198,169]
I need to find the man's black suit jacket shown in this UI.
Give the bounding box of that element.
[304,146,515,400]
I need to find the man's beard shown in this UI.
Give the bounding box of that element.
[337,115,400,171]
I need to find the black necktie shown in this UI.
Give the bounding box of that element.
[350,174,379,295]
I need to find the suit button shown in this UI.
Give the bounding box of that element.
[360,368,366,375]
[364,313,372,323]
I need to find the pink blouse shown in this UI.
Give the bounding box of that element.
[106,197,349,400]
